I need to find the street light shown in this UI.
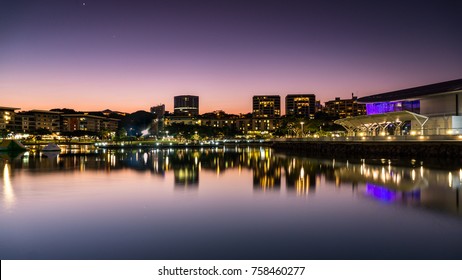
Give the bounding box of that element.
[300,122,305,138]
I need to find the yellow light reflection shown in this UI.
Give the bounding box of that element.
[296,167,308,196]
[2,164,15,210]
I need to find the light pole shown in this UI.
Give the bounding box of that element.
[300,122,305,138]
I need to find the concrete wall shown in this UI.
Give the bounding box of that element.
[420,92,462,117]
[273,140,462,159]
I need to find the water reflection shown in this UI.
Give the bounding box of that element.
[2,163,15,210]
[1,147,461,216]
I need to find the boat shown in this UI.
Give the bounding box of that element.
[42,143,61,152]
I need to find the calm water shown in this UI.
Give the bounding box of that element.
[1,146,462,259]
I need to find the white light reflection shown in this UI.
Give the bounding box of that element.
[2,164,15,210]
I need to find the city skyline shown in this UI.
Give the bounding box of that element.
[2,92,356,116]
[1,0,461,113]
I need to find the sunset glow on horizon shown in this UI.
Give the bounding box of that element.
[1,0,461,114]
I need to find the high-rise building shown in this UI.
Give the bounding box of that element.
[150,104,166,118]
[174,95,199,116]
[150,104,166,135]
[315,100,323,113]
[252,95,281,118]
[285,94,316,118]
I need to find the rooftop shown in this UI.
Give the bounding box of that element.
[61,114,120,121]
[0,106,20,111]
[29,110,63,114]
[358,78,462,103]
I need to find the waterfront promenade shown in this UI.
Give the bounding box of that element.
[8,135,462,160]
[273,136,462,159]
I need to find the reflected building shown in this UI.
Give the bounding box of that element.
[285,165,316,195]
[251,149,281,190]
[169,149,200,187]
[174,167,199,187]
[364,183,421,204]
[1,147,462,216]
[283,158,327,195]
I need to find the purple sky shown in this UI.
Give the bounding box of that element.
[1,0,461,114]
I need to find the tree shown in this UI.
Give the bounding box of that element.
[120,111,154,137]
[34,128,52,135]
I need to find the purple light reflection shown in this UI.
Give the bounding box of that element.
[365,183,398,202]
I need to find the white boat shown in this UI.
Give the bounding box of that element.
[42,143,61,152]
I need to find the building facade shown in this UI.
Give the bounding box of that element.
[150,104,166,135]
[174,95,199,116]
[285,94,316,118]
[150,104,166,118]
[337,79,462,136]
[61,114,119,133]
[0,106,19,132]
[14,112,33,133]
[164,115,280,135]
[26,110,62,133]
[324,95,366,118]
[252,95,281,118]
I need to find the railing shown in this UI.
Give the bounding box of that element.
[274,134,462,142]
